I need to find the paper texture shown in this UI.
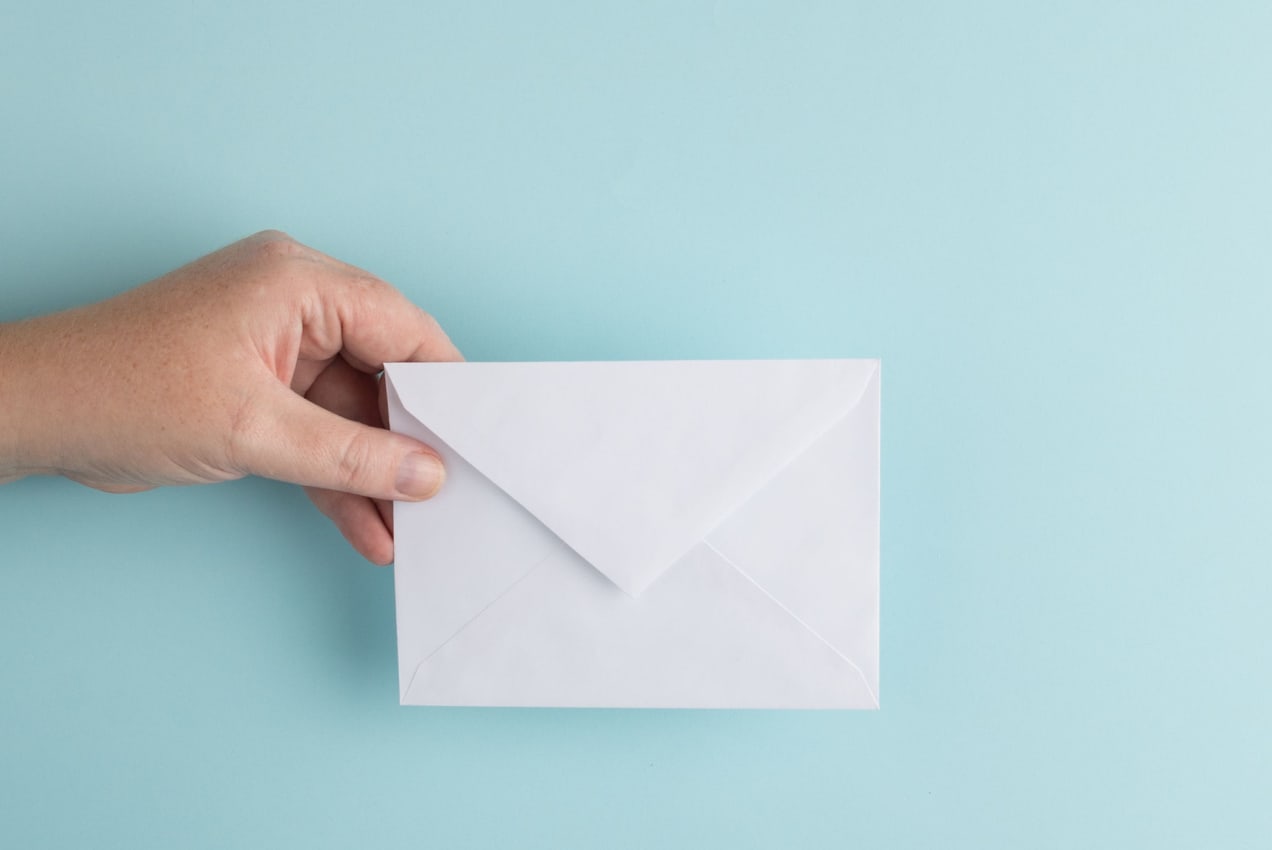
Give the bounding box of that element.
[387,360,880,709]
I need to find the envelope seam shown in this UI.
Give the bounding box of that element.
[647,365,880,594]
[401,550,557,702]
[703,540,880,709]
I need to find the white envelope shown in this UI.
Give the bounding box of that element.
[385,359,880,709]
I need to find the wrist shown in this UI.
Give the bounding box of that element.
[0,318,56,482]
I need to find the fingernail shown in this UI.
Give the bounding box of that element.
[396,452,445,499]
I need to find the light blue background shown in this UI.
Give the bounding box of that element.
[2,2,1269,847]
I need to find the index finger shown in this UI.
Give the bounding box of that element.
[302,269,465,372]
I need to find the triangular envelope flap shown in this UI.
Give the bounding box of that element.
[385,359,879,596]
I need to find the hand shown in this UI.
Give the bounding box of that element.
[0,230,461,564]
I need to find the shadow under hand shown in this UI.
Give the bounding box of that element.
[231,477,399,707]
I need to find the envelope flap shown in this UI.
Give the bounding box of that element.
[385,359,878,596]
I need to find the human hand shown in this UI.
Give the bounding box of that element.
[0,230,461,564]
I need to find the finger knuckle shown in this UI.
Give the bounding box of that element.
[252,227,294,244]
[350,273,390,298]
[251,229,304,260]
[334,430,378,490]
[344,274,393,318]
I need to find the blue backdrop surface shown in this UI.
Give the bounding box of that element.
[2,2,1270,847]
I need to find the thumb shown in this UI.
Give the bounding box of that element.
[238,384,445,500]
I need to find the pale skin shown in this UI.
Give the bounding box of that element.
[0,230,459,565]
